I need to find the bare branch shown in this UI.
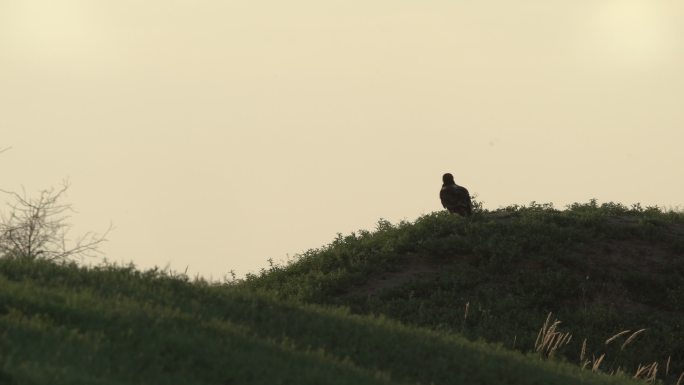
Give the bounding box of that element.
[0,182,110,261]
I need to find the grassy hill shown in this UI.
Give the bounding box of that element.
[243,201,684,384]
[0,200,682,384]
[0,256,641,385]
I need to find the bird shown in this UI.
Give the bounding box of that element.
[440,173,472,217]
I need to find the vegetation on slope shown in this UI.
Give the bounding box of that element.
[243,201,684,383]
[1,255,642,385]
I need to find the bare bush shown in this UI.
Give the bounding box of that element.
[0,181,110,260]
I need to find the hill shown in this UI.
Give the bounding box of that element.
[0,245,639,384]
[0,200,681,384]
[243,201,684,383]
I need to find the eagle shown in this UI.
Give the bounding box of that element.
[440,173,472,217]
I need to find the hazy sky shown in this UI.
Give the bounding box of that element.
[2,0,683,277]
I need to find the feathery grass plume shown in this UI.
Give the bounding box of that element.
[551,333,572,358]
[621,328,647,350]
[534,312,572,358]
[592,353,606,372]
[605,330,631,345]
[535,312,553,350]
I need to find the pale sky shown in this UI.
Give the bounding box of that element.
[1,0,683,277]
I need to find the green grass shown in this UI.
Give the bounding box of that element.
[0,253,641,385]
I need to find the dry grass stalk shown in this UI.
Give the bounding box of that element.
[666,356,671,376]
[634,364,648,378]
[535,312,553,349]
[634,362,658,383]
[676,371,684,385]
[621,328,647,350]
[581,359,591,370]
[592,353,606,372]
[646,362,657,383]
[605,330,631,345]
[534,312,572,358]
[464,302,469,322]
[580,338,587,363]
[556,333,572,352]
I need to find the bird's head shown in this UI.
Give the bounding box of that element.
[442,173,455,185]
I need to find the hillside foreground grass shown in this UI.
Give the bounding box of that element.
[1,200,682,384]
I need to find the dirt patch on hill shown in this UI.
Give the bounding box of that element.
[349,254,442,296]
[576,238,680,277]
[555,235,684,314]
[343,219,684,305]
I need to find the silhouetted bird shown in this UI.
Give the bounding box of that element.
[440,173,472,217]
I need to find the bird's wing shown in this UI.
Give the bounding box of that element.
[441,186,466,208]
[457,185,470,198]
[456,186,472,208]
